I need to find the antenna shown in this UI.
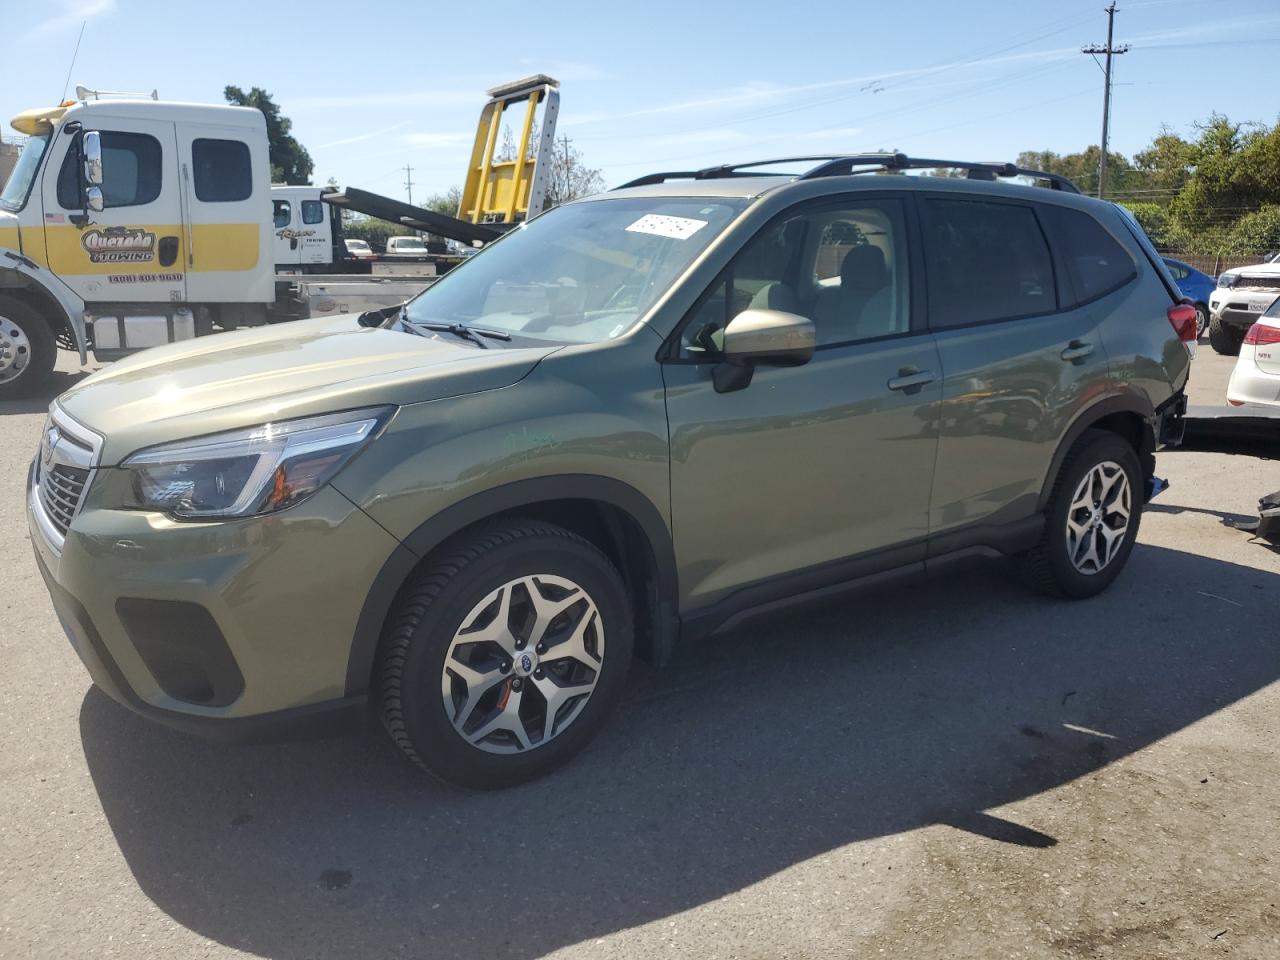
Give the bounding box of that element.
[60,21,87,102]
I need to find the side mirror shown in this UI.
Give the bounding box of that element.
[85,186,104,213]
[714,308,816,393]
[82,131,103,186]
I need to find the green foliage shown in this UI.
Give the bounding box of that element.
[421,186,462,218]
[224,85,313,185]
[1023,113,1280,257]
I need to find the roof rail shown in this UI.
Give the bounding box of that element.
[616,153,1080,194]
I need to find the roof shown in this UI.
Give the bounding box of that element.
[10,98,263,135]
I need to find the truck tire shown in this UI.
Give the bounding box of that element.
[378,520,633,789]
[1208,313,1242,356]
[1019,430,1143,600]
[0,294,57,400]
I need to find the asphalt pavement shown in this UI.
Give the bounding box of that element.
[2,347,1277,960]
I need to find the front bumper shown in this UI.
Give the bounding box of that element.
[28,459,403,742]
[1209,289,1280,329]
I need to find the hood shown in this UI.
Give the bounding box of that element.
[57,315,559,464]
[1229,262,1280,280]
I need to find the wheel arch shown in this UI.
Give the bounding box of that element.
[1037,394,1156,512]
[345,475,679,696]
[0,263,85,362]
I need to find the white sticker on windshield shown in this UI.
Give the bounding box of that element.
[626,214,708,241]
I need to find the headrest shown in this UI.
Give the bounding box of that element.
[840,245,888,291]
[749,282,799,314]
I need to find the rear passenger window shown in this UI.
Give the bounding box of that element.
[301,200,324,224]
[192,139,252,202]
[1043,206,1137,304]
[922,198,1056,329]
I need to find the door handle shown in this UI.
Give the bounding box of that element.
[1061,340,1095,363]
[887,368,937,393]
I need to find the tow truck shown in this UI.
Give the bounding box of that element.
[0,75,560,398]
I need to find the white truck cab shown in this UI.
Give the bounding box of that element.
[272,184,341,272]
[0,90,273,393]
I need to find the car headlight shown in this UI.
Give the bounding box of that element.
[121,407,392,519]
[1218,272,1238,289]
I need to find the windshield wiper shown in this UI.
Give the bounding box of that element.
[399,310,512,349]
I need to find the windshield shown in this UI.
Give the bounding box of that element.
[393,238,426,250]
[404,196,747,343]
[347,240,370,250]
[0,132,51,212]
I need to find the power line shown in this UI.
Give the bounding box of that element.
[1082,2,1131,199]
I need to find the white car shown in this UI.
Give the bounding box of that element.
[1207,261,1280,356]
[1226,300,1280,408]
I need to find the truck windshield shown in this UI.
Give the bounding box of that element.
[0,132,51,212]
[394,239,426,250]
[404,196,747,343]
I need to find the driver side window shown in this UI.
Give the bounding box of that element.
[680,198,909,357]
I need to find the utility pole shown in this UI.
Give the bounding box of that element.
[403,164,415,206]
[1082,3,1130,199]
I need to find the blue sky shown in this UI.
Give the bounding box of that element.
[5,0,1280,200]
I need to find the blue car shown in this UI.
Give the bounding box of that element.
[1162,258,1215,335]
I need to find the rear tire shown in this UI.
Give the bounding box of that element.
[1020,430,1143,599]
[0,294,57,400]
[1208,313,1243,356]
[1195,303,1209,338]
[378,520,633,789]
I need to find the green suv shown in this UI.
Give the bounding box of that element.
[29,154,1194,787]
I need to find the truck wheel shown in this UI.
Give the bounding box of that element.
[1208,313,1242,356]
[378,520,633,789]
[0,294,56,400]
[1019,430,1143,600]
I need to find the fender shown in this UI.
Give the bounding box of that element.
[0,249,87,363]
[345,474,679,695]
[1037,392,1156,510]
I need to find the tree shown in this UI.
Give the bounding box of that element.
[543,136,605,209]
[223,85,313,185]
[421,186,462,218]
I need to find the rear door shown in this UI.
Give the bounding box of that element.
[39,117,186,304]
[919,194,1112,544]
[175,123,273,304]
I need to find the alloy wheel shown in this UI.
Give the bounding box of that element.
[440,574,605,754]
[1065,460,1132,575]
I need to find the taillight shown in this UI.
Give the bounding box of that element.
[1243,322,1280,345]
[1166,303,1198,343]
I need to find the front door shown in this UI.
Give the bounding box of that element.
[663,196,941,611]
[273,195,302,269]
[39,117,187,304]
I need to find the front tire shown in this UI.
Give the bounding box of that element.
[1020,431,1143,599]
[1208,313,1243,356]
[1195,303,1209,338]
[378,520,633,788]
[0,295,56,400]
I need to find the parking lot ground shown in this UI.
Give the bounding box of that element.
[2,349,1277,960]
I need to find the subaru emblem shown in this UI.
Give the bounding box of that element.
[520,653,532,673]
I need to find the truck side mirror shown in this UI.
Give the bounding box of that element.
[85,186,104,213]
[83,131,104,186]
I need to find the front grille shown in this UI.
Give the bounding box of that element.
[39,464,89,536]
[30,408,101,549]
[1236,276,1280,291]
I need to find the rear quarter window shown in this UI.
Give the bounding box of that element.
[1040,205,1137,306]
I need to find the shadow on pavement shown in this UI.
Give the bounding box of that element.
[0,370,89,416]
[80,544,1278,960]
